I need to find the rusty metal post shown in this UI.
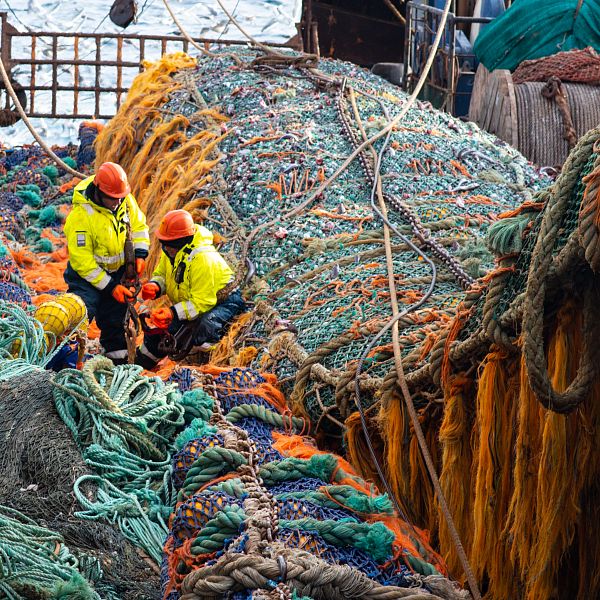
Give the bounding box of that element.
[73,36,79,115]
[116,36,123,110]
[30,37,36,114]
[95,36,101,118]
[305,0,313,54]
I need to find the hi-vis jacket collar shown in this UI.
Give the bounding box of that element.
[64,176,149,290]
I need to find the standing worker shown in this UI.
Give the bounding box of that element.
[63,162,149,364]
[136,209,246,369]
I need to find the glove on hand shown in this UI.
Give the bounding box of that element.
[141,282,160,301]
[135,258,146,276]
[112,284,135,303]
[151,307,173,329]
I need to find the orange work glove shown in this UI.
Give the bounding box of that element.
[136,258,146,276]
[141,282,160,301]
[151,307,173,329]
[112,284,135,304]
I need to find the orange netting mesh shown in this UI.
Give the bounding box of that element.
[513,47,600,84]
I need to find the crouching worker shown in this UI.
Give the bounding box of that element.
[63,162,149,364]
[135,209,247,369]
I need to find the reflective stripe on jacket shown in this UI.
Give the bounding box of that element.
[64,176,150,290]
[151,225,233,320]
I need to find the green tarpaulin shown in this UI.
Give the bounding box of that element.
[474,0,600,71]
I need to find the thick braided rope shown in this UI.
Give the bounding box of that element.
[278,485,393,515]
[190,505,246,554]
[291,319,388,411]
[578,140,600,271]
[279,518,393,562]
[179,447,248,499]
[522,127,600,413]
[225,404,305,431]
[180,548,447,600]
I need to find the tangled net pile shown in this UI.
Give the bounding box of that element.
[0,128,166,598]
[91,47,600,599]
[3,40,599,599]
[513,46,600,85]
[161,366,466,600]
[94,49,550,433]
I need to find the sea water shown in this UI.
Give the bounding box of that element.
[1,0,301,145]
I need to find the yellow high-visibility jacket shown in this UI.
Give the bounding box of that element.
[64,176,150,290]
[150,225,233,320]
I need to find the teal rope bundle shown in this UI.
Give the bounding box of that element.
[279,518,395,563]
[52,356,184,461]
[207,479,394,516]
[0,299,48,363]
[0,357,45,382]
[74,475,168,564]
[52,356,186,563]
[277,485,394,516]
[179,447,248,500]
[225,403,305,431]
[258,454,339,486]
[0,505,99,600]
[190,505,246,555]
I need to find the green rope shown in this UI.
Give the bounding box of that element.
[174,417,217,450]
[179,447,248,500]
[53,357,184,461]
[259,454,338,486]
[0,505,99,600]
[0,299,48,364]
[74,475,168,564]
[0,269,31,292]
[52,356,186,563]
[225,403,305,431]
[0,358,45,382]
[179,388,214,423]
[277,484,394,516]
[279,518,394,563]
[190,505,246,555]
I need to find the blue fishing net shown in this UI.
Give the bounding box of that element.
[0,281,31,305]
[170,491,241,548]
[231,417,283,464]
[171,434,225,490]
[168,367,194,392]
[214,368,266,395]
[0,192,24,212]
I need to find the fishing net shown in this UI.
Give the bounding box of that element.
[513,46,600,84]
[3,37,596,600]
[94,48,549,438]
[0,369,161,599]
[162,365,466,600]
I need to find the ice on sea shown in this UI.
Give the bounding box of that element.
[1,0,301,146]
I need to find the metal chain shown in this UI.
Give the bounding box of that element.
[335,85,474,290]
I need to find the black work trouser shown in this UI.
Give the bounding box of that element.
[136,290,247,369]
[64,263,128,363]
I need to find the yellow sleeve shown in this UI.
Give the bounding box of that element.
[126,196,150,256]
[172,255,218,320]
[64,208,112,290]
[150,253,167,295]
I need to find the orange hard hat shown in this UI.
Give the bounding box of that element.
[156,209,196,241]
[95,162,131,198]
